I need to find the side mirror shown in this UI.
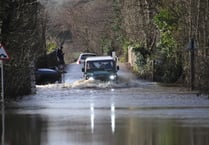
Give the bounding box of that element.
[82,68,84,72]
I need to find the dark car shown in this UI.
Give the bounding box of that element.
[35,68,61,85]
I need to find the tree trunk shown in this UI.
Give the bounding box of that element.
[1,0,46,98]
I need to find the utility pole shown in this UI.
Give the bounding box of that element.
[0,60,4,102]
[189,38,195,90]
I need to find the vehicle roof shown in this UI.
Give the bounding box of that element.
[85,56,114,61]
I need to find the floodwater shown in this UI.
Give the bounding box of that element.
[1,63,209,145]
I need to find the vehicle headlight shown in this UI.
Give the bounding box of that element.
[88,76,95,81]
[109,75,117,80]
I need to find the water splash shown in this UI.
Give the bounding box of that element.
[61,77,144,89]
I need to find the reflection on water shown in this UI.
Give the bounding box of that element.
[1,112,44,145]
[1,63,209,145]
[1,108,209,145]
[90,103,94,134]
[1,104,4,145]
[90,103,116,134]
[111,103,115,134]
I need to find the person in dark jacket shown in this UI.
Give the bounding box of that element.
[56,46,65,72]
[56,46,65,65]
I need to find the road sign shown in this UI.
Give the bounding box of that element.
[0,44,9,60]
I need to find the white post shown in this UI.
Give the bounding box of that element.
[1,104,5,145]
[112,51,118,62]
[112,51,116,58]
[0,60,4,103]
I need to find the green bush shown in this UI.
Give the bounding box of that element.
[153,8,182,83]
[46,41,57,53]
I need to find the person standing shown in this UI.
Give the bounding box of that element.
[56,46,65,71]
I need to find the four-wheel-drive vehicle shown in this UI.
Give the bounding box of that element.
[82,56,119,81]
[76,53,96,64]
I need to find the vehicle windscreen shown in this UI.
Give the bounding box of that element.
[86,60,115,71]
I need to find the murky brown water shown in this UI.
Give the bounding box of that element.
[1,63,209,145]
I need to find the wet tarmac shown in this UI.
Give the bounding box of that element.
[1,63,209,145]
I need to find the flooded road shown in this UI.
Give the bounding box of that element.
[1,63,209,145]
